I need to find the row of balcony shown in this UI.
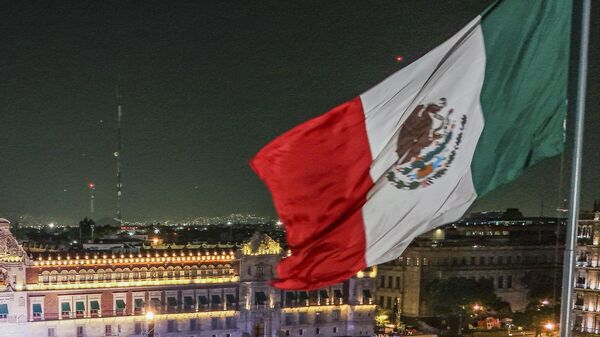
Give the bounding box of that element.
[30,304,239,322]
[38,272,236,285]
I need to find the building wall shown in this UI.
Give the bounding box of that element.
[0,233,376,337]
[377,244,561,318]
[574,216,600,334]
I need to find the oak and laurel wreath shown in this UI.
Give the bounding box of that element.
[386,114,467,190]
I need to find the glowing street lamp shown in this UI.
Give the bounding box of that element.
[145,310,155,337]
[543,322,555,331]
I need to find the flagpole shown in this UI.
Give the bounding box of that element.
[559,0,591,336]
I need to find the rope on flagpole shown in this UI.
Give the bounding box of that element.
[559,0,591,336]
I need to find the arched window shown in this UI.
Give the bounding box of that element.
[60,270,69,282]
[132,268,140,280]
[41,271,50,283]
[95,269,104,281]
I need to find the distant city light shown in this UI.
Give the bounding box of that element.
[153,229,160,234]
[72,240,78,244]
[48,223,55,228]
[395,55,404,62]
[276,220,283,226]
[88,182,96,189]
[543,322,555,331]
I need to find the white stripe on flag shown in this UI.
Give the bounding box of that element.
[360,17,486,266]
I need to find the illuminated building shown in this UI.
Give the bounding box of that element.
[376,212,565,319]
[573,207,600,333]
[0,219,375,337]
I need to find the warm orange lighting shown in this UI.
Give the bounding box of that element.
[145,310,155,320]
[473,304,482,311]
[544,322,555,331]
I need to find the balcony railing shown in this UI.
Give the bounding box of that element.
[27,305,239,322]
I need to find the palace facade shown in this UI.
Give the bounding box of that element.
[0,219,376,337]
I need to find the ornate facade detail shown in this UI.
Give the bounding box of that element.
[0,220,27,263]
[242,233,282,256]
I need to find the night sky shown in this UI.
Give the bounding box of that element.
[1,1,598,223]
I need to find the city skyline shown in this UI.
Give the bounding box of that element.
[1,0,599,222]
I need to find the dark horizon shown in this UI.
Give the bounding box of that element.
[1,1,599,223]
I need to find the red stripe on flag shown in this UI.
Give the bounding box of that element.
[250,97,374,290]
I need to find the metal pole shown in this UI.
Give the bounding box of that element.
[115,76,123,225]
[90,186,95,215]
[559,1,591,336]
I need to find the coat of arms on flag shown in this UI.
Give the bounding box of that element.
[387,98,467,190]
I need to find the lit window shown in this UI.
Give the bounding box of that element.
[61,302,71,318]
[75,301,85,317]
[0,304,8,319]
[32,303,43,319]
[90,300,100,316]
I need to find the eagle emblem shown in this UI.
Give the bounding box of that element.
[386,98,466,190]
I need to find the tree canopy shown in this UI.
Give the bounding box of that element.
[426,277,502,315]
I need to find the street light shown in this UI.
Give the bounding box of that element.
[145,310,155,337]
[543,322,555,331]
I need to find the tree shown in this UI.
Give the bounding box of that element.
[521,271,560,303]
[375,308,392,327]
[426,277,500,315]
[426,277,504,335]
[512,304,556,337]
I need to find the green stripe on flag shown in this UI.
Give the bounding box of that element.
[472,0,572,196]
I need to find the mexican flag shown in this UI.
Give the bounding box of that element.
[251,0,572,290]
